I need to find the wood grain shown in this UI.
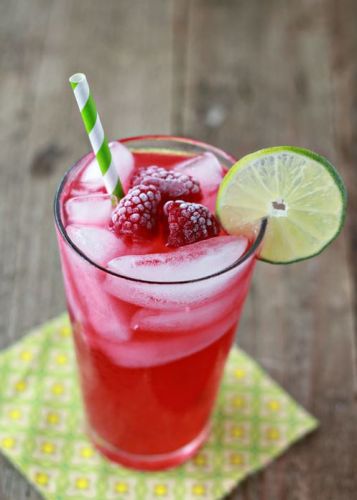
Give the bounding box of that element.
[0,0,355,499]
[179,0,356,499]
[0,0,174,498]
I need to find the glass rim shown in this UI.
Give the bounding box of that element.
[54,135,267,285]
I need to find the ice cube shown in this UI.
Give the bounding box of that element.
[79,157,101,184]
[80,141,134,192]
[174,152,225,193]
[65,224,159,268]
[66,225,127,265]
[105,236,249,309]
[131,284,248,333]
[94,307,239,367]
[62,243,132,342]
[65,194,113,226]
[107,236,247,281]
[84,290,133,342]
[58,247,84,323]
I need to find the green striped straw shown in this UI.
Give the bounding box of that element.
[69,73,124,199]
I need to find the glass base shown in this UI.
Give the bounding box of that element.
[88,423,210,471]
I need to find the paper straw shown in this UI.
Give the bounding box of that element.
[69,73,124,199]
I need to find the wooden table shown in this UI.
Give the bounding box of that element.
[0,1,356,498]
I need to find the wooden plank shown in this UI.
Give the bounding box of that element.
[0,1,55,498]
[328,0,357,359]
[179,0,357,499]
[0,0,174,498]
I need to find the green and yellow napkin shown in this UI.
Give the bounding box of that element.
[0,315,317,499]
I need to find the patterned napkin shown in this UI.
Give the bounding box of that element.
[0,315,317,500]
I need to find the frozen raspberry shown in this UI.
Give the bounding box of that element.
[164,200,219,247]
[131,166,202,202]
[112,184,161,240]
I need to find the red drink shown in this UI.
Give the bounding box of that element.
[55,136,265,470]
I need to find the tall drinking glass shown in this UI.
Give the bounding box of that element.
[54,136,266,470]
